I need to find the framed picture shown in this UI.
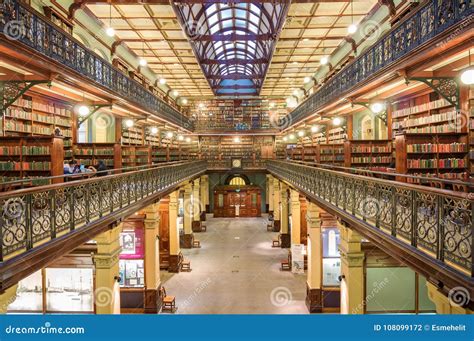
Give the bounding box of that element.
[120,232,136,254]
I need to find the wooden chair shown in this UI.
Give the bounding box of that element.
[180,253,191,272]
[267,220,273,232]
[193,238,201,248]
[201,222,207,232]
[160,287,176,313]
[280,251,291,271]
[272,234,281,247]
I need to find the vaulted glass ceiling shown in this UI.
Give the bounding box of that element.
[173,1,290,96]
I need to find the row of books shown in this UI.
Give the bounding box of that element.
[393,98,451,118]
[351,146,391,153]
[321,148,344,155]
[393,110,459,129]
[0,146,51,155]
[407,172,468,183]
[407,143,467,153]
[407,158,466,169]
[351,156,392,164]
[405,124,460,134]
[74,148,114,156]
[321,155,345,162]
[0,161,51,171]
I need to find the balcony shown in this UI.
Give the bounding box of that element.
[0,0,193,130]
[286,0,473,126]
[267,160,472,291]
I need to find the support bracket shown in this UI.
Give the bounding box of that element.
[77,104,111,127]
[353,101,388,126]
[407,77,460,109]
[0,80,51,114]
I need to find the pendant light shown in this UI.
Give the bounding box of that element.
[348,0,357,34]
[105,4,115,37]
[461,49,474,85]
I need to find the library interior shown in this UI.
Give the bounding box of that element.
[0,0,472,315]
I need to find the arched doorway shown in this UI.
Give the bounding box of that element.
[224,174,250,186]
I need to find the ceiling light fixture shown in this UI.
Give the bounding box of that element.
[320,56,329,65]
[461,49,474,85]
[150,127,158,134]
[348,0,357,34]
[166,131,173,139]
[370,102,385,114]
[105,4,115,37]
[76,104,90,117]
[139,40,147,67]
[173,90,179,97]
[178,134,184,141]
[159,77,166,85]
[185,137,191,143]
[333,117,342,126]
[289,133,295,140]
[311,125,319,133]
[304,76,312,84]
[234,136,241,143]
[125,119,134,128]
[297,130,305,137]
[181,98,188,105]
[283,136,288,142]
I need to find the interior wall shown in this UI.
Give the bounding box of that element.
[208,172,267,213]
[352,110,388,140]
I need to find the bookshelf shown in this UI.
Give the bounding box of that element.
[318,144,345,165]
[121,146,151,168]
[1,95,73,140]
[348,140,393,171]
[0,136,64,186]
[393,92,469,184]
[151,146,168,163]
[73,143,121,169]
[122,126,144,146]
[469,89,474,182]
[327,127,345,144]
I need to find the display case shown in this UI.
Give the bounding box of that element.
[321,227,341,287]
[119,220,145,288]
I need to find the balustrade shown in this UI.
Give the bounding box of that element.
[267,160,472,275]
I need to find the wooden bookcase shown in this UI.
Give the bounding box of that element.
[122,146,151,168]
[0,136,64,186]
[122,126,144,146]
[319,144,345,165]
[348,140,393,171]
[393,92,469,183]
[73,143,122,169]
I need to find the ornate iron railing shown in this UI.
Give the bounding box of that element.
[0,0,193,130]
[287,0,473,125]
[267,160,472,275]
[0,160,206,261]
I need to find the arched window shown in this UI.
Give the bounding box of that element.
[229,177,246,186]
